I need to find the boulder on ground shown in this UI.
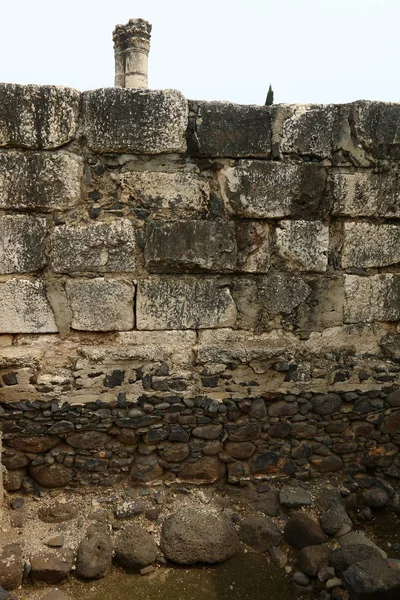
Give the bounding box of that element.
[30,550,74,583]
[238,516,282,552]
[0,544,22,590]
[279,486,312,508]
[320,505,352,537]
[297,545,330,577]
[362,487,390,509]
[329,543,383,573]
[115,523,157,570]
[75,530,113,579]
[339,531,387,558]
[161,508,240,564]
[343,556,400,598]
[284,513,327,549]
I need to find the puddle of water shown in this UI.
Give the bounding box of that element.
[21,553,292,600]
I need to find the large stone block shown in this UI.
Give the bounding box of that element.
[0,215,46,273]
[330,170,400,218]
[346,101,400,160]
[65,278,134,331]
[118,171,209,218]
[144,220,237,272]
[0,151,83,211]
[344,275,400,323]
[188,101,271,157]
[295,277,344,334]
[0,84,80,149]
[258,273,311,317]
[0,279,57,333]
[342,223,400,268]
[83,88,188,154]
[136,277,237,330]
[219,161,326,218]
[275,220,329,272]
[51,220,135,273]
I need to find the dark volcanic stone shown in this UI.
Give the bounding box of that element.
[2,450,30,470]
[75,531,112,579]
[224,441,255,459]
[192,424,223,440]
[29,463,74,488]
[284,513,327,549]
[297,545,330,577]
[279,486,312,508]
[229,423,262,442]
[3,468,26,492]
[115,524,157,569]
[30,550,74,583]
[343,556,400,598]
[178,456,226,484]
[130,454,163,483]
[310,393,342,416]
[160,508,240,564]
[8,435,60,453]
[0,544,22,590]
[65,431,110,450]
[329,544,383,573]
[362,487,389,508]
[249,451,280,475]
[238,516,282,552]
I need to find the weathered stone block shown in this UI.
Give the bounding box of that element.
[65,278,134,331]
[136,277,237,330]
[83,88,188,154]
[145,220,237,272]
[346,101,400,160]
[51,220,135,273]
[188,101,271,157]
[257,273,311,317]
[0,215,46,273]
[118,171,209,218]
[0,151,82,211]
[295,277,344,334]
[275,220,329,272]
[276,104,337,159]
[330,170,400,218]
[0,84,79,149]
[236,221,270,273]
[344,275,400,323]
[219,161,326,218]
[0,279,57,333]
[342,223,400,268]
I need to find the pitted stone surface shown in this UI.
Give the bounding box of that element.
[136,277,237,330]
[145,220,237,272]
[344,274,400,323]
[65,278,134,331]
[219,161,326,218]
[188,101,271,157]
[83,88,188,154]
[0,279,57,333]
[51,220,135,273]
[0,84,79,149]
[278,104,337,159]
[0,151,82,210]
[275,220,329,272]
[342,222,400,268]
[0,215,46,273]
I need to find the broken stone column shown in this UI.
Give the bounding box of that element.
[112,18,152,89]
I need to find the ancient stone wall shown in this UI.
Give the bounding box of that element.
[0,83,399,490]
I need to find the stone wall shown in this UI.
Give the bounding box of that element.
[0,83,399,490]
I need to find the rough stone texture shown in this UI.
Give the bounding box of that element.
[51,220,135,273]
[219,161,326,218]
[284,513,328,549]
[238,517,282,552]
[298,545,330,577]
[115,523,157,569]
[118,171,209,218]
[30,550,74,583]
[275,220,329,272]
[0,84,79,149]
[0,215,46,274]
[344,274,400,323]
[75,531,113,579]
[0,544,22,590]
[279,486,312,508]
[145,220,237,272]
[130,454,164,483]
[83,88,188,154]
[347,100,400,161]
[330,170,400,218]
[160,508,240,564]
[342,222,400,268]
[29,464,74,488]
[3,469,26,492]
[277,104,337,159]
[343,556,400,598]
[0,279,57,333]
[188,101,271,157]
[65,278,134,331]
[178,456,226,484]
[136,277,236,330]
[329,544,383,572]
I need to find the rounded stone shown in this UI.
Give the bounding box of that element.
[8,435,60,453]
[157,443,190,462]
[362,487,389,508]
[224,441,255,459]
[75,531,113,579]
[65,431,110,450]
[178,456,226,484]
[238,516,281,552]
[29,463,74,488]
[2,450,30,470]
[310,394,342,416]
[161,508,240,564]
[130,453,164,483]
[297,545,330,577]
[115,524,157,570]
[3,467,26,491]
[284,513,328,549]
[192,424,223,440]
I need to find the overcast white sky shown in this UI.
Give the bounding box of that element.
[0,0,399,105]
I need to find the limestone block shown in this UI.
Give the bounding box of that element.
[51,220,135,273]
[275,220,329,272]
[0,84,80,149]
[330,170,400,218]
[83,88,188,154]
[342,223,400,268]
[145,220,237,272]
[0,279,58,333]
[188,101,271,157]
[258,273,311,317]
[65,278,134,331]
[0,151,83,211]
[276,104,337,159]
[236,221,270,273]
[219,161,326,218]
[118,171,209,218]
[136,277,237,330]
[344,274,400,323]
[0,215,46,273]
[346,101,400,160]
[295,277,344,334]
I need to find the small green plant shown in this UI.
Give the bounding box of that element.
[265,84,274,106]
